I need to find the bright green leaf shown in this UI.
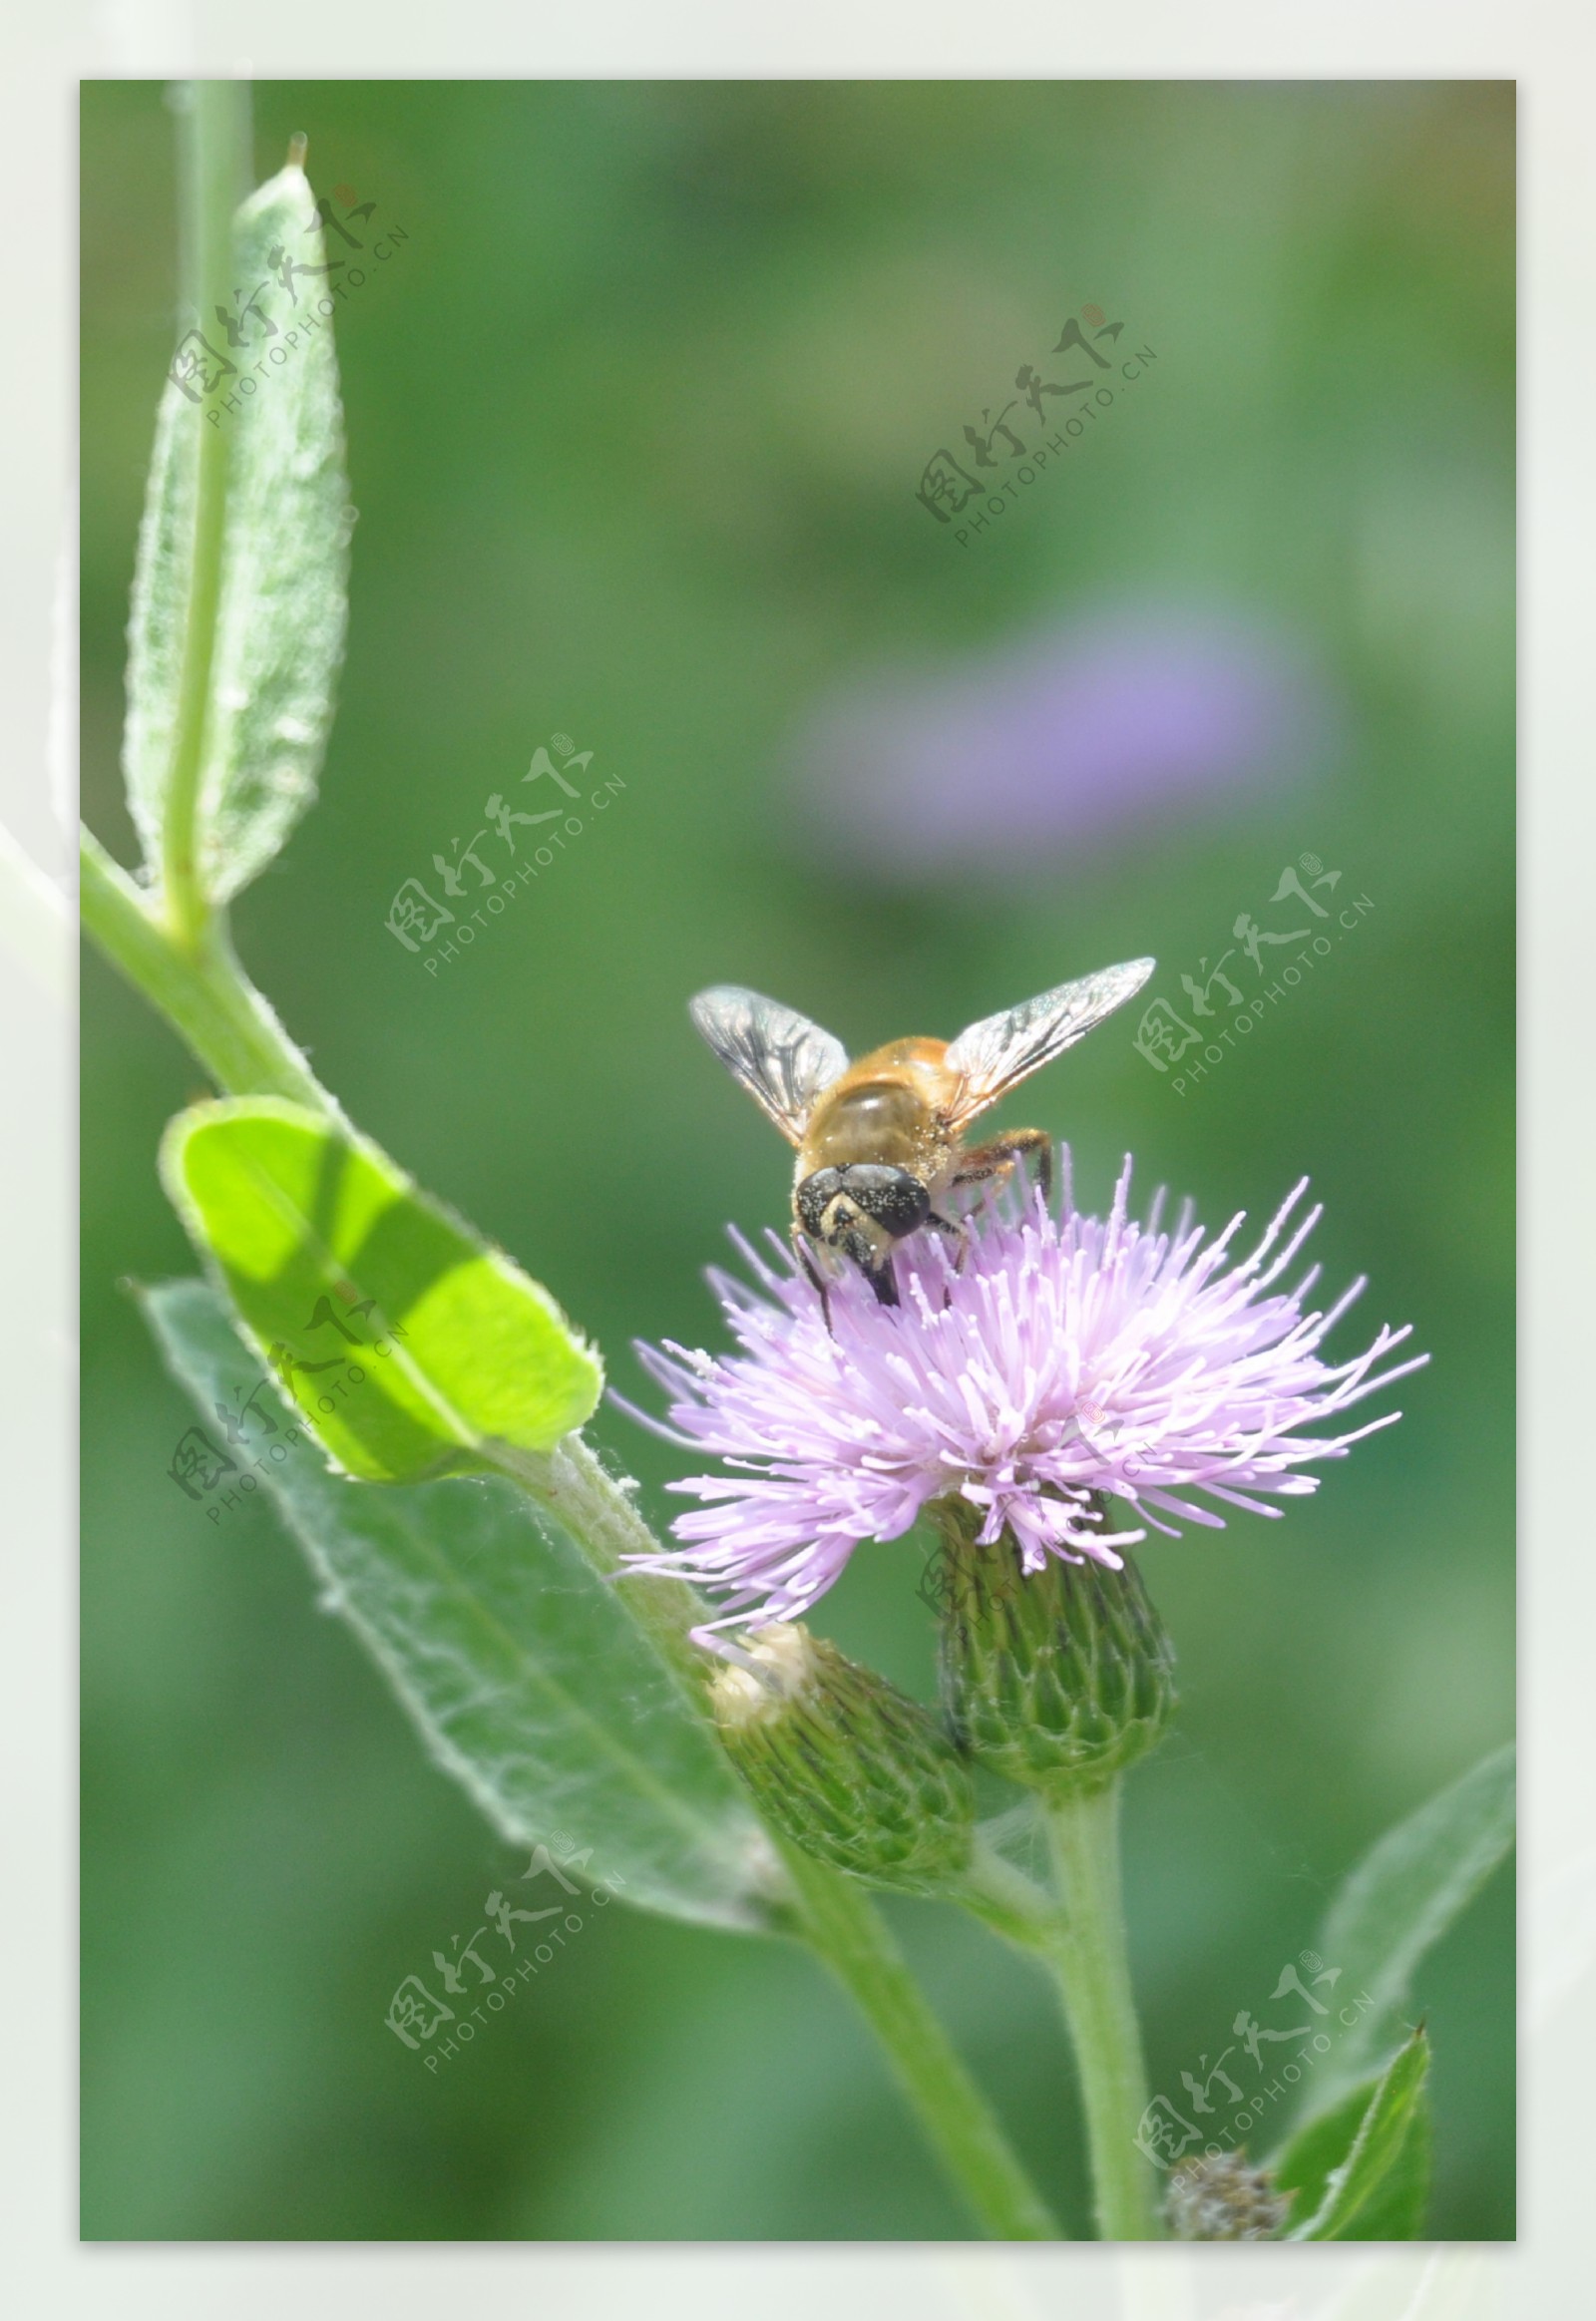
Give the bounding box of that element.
[124,163,348,905]
[1273,2067,1431,2238]
[1291,2032,1430,2239]
[1309,1742,1514,2109]
[142,1278,778,1933]
[1345,2088,1431,2239]
[160,1097,602,1479]
[1272,2077,1379,2223]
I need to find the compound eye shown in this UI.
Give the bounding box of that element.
[796,1168,844,1238]
[839,1164,932,1239]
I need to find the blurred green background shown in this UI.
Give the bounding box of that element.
[80,81,1514,2240]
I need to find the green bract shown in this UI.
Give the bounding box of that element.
[712,1623,977,1895]
[937,1509,1176,1795]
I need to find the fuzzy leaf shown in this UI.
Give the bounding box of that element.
[1346,2087,1431,2239]
[1310,1742,1514,2109]
[142,1278,777,1932]
[1272,2077,1376,2224]
[1289,2032,1430,2239]
[1273,2067,1431,2238]
[160,1097,601,1479]
[124,164,348,904]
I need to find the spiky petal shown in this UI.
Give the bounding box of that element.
[617,1154,1424,1640]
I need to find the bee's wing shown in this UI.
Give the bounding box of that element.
[689,985,850,1148]
[942,958,1156,1129]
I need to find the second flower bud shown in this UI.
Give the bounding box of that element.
[711,1622,976,1895]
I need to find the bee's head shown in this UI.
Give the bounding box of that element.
[796,1165,931,1304]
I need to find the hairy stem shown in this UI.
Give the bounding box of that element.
[489,1432,714,1706]
[954,1828,1063,1954]
[80,827,332,1112]
[1042,1780,1160,2238]
[775,1835,1063,2240]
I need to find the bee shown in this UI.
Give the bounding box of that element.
[689,959,1155,1307]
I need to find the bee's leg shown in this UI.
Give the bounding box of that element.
[952,1128,1053,1205]
[865,1257,900,1308]
[794,1238,835,1334]
[924,1210,963,1239]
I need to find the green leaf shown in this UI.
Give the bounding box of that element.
[160,1097,602,1479]
[142,1278,778,1933]
[1310,1742,1514,2108]
[1272,2077,1379,2222]
[1273,2067,1432,2238]
[1289,2032,1431,2239]
[1348,2087,1431,2239]
[124,163,348,905]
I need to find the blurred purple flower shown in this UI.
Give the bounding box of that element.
[789,607,1338,879]
[617,1157,1421,1640]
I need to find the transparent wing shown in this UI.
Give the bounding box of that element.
[943,958,1156,1129]
[688,985,850,1147]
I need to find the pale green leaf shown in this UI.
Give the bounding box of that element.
[1310,1742,1514,2109]
[1345,2086,1431,2239]
[1272,2077,1378,2224]
[124,163,348,904]
[1273,2067,1432,2239]
[1290,2032,1430,2239]
[122,365,198,874]
[142,1278,778,1933]
[160,1097,602,1479]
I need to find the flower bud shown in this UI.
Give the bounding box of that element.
[711,1622,976,1894]
[1165,2149,1288,2239]
[935,1500,1176,1794]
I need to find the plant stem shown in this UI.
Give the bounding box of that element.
[162,79,252,949]
[80,826,333,1113]
[1042,1780,1160,2238]
[490,1431,716,1706]
[954,1828,1062,1955]
[774,1834,1063,2240]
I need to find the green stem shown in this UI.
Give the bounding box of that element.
[80,825,333,1113]
[954,1827,1062,1955]
[775,1835,1063,2240]
[161,79,252,949]
[1042,1780,1160,2239]
[488,1431,716,1706]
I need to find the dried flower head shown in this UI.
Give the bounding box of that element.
[618,1155,1423,1641]
[1165,2148,1290,2239]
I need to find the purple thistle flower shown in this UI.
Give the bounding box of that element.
[617,1156,1425,1643]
